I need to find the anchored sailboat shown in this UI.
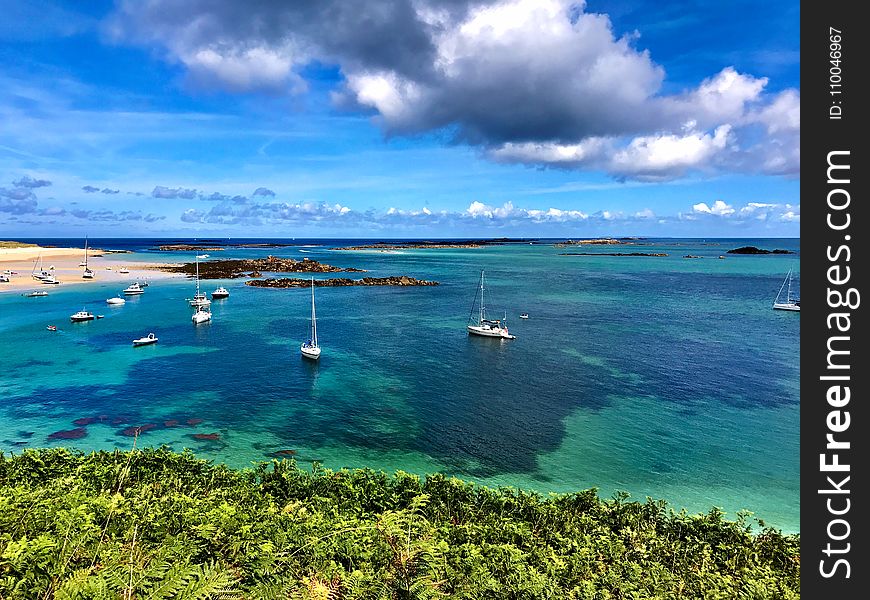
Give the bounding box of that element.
[301,278,321,359]
[773,269,800,311]
[82,237,94,279]
[188,254,211,308]
[467,270,516,339]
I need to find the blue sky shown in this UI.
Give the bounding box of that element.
[1,0,799,238]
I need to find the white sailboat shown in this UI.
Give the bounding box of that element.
[32,254,50,281]
[82,237,95,279]
[188,254,211,307]
[191,305,212,324]
[301,278,321,359]
[773,269,800,311]
[466,270,516,339]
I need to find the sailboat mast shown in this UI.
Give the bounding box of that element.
[479,270,485,324]
[311,278,318,346]
[195,255,200,296]
[786,270,792,302]
[84,237,88,269]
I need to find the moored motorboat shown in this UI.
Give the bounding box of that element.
[519,313,529,319]
[122,282,144,295]
[70,309,95,322]
[106,296,126,305]
[133,333,158,346]
[211,286,230,299]
[24,290,48,297]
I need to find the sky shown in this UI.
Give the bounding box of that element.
[0,0,800,238]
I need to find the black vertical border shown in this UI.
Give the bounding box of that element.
[801,1,868,596]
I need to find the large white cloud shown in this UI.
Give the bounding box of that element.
[108,0,799,180]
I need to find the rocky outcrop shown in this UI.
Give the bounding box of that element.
[246,276,439,288]
[727,246,795,255]
[554,239,632,248]
[333,238,536,250]
[160,256,364,279]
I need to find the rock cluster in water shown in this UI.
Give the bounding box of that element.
[726,246,795,255]
[333,238,535,250]
[246,276,439,288]
[554,238,627,248]
[161,256,364,279]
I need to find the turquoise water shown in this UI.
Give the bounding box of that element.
[0,238,800,532]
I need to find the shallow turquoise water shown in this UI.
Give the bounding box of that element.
[0,238,800,531]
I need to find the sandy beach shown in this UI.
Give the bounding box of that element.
[0,245,183,293]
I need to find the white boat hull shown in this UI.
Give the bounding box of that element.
[189,298,212,307]
[467,324,515,339]
[301,345,321,359]
[192,311,212,324]
[133,335,158,346]
[107,298,126,305]
[773,303,800,312]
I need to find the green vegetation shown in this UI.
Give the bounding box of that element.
[0,448,799,599]
[0,241,38,249]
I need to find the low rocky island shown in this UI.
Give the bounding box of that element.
[727,246,795,255]
[554,238,645,248]
[158,256,364,279]
[560,252,667,257]
[334,238,536,251]
[247,276,439,288]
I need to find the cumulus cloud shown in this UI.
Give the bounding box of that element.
[252,187,276,197]
[82,185,100,193]
[609,125,733,181]
[152,185,198,199]
[692,200,735,216]
[107,0,799,181]
[0,187,39,214]
[181,197,350,226]
[12,175,52,188]
[102,188,120,194]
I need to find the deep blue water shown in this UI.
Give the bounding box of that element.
[0,238,800,531]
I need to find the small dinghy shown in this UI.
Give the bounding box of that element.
[46,325,57,332]
[132,333,158,346]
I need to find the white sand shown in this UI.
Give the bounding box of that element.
[0,246,184,293]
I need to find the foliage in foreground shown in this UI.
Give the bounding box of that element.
[0,448,799,599]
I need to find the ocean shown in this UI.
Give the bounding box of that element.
[0,237,800,532]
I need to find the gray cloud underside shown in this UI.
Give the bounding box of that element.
[109,0,799,180]
[1,186,162,222]
[12,175,52,188]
